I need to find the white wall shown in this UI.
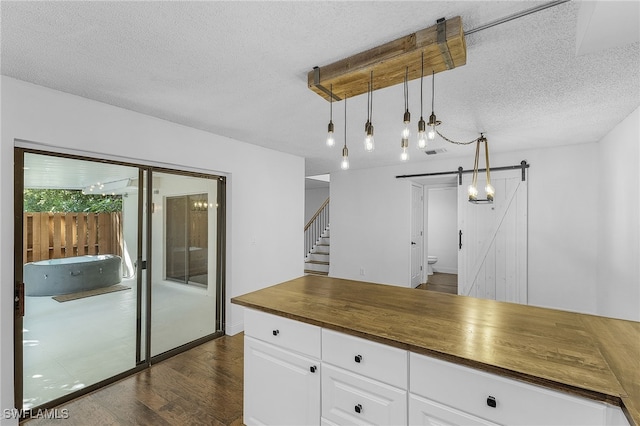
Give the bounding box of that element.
[331,141,602,312]
[427,187,458,274]
[596,107,640,321]
[330,167,412,286]
[304,186,329,224]
[0,76,304,418]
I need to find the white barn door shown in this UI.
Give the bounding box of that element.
[457,169,528,303]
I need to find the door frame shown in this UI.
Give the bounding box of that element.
[410,183,424,287]
[13,145,226,416]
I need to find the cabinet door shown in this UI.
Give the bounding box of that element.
[409,394,499,426]
[322,364,406,426]
[244,336,320,426]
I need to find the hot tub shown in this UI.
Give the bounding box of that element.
[24,255,122,296]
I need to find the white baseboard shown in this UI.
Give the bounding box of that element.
[434,266,457,274]
[225,321,244,336]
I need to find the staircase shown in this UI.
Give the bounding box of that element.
[304,197,330,276]
[304,226,330,276]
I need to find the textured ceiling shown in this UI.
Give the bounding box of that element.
[2,1,639,176]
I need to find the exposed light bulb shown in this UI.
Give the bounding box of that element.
[417,132,427,149]
[485,183,495,200]
[427,112,439,141]
[400,138,409,162]
[326,121,335,147]
[364,122,375,152]
[427,125,436,141]
[341,146,350,170]
[468,184,478,200]
[402,123,411,139]
[402,110,411,139]
[417,117,427,149]
[400,147,409,161]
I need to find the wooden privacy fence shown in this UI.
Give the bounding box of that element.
[23,212,123,264]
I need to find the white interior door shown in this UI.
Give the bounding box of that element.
[457,170,528,303]
[411,184,424,287]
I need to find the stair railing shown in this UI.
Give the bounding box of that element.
[304,197,329,257]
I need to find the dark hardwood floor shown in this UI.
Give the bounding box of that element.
[24,334,244,426]
[415,272,458,294]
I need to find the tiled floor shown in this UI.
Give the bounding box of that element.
[22,278,217,409]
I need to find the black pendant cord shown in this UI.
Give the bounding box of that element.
[369,70,374,124]
[329,84,333,121]
[366,82,370,124]
[431,70,435,115]
[344,97,347,149]
[420,54,424,119]
[404,67,409,112]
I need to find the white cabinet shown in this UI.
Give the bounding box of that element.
[244,309,321,426]
[409,394,499,426]
[321,329,408,426]
[409,352,628,426]
[242,308,629,426]
[322,328,407,389]
[322,364,407,426]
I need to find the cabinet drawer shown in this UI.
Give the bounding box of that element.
[244,308,321,358]
[322,364,406,426]
[410,353,608,425]
[244,336,320,426]
[322,328,407,389]
[409,393,499,426]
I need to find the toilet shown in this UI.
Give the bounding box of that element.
[427,256,438,276]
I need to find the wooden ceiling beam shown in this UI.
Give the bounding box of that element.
[308,17,467,102]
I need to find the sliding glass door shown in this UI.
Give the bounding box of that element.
[150,171,223,357]
[16,151,143,409]
[14,148,225,414]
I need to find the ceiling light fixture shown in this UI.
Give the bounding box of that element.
[468,133,494,203]
[341,98,350,170]
[417,53,427,150]
[326,84,335,147]
[427,70,441,141]
[400,67,410,162]
[364,71,375,153]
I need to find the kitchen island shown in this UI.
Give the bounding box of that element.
[232,275,639,425]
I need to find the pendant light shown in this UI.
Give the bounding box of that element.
[468,134,494,203]
[427,70,441,140]
[326,84,335,147]
[341,98,350,170]
[417,52,427,149]
[364,71,375,152]
[400,67,410,161]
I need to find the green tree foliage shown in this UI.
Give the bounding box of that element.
[24,189,123,213]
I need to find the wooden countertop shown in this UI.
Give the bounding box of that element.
[231,275,640,426]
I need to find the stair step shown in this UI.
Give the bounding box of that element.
[305,269,329,276]
[306,260,329,265]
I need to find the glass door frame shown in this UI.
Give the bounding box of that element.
[144,167,226,364]
[13,146,226,417]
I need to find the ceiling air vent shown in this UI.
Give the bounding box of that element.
[425,148,447,155]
